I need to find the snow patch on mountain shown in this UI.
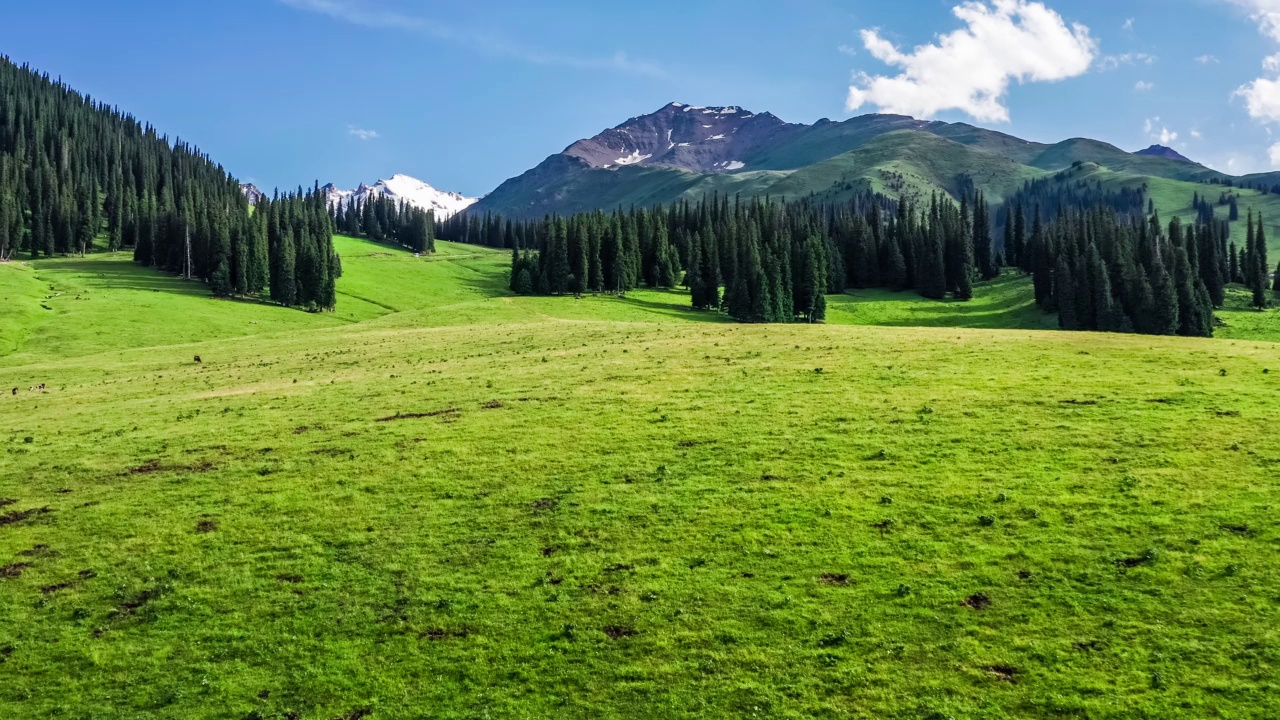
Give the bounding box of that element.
[240,183,265,205]
[615,150,652,166]
[322,174,477,218]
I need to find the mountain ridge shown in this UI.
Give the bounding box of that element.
[467,103,1230,220]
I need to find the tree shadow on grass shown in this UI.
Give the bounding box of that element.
[34,256,304,312]
[612,292,731,323]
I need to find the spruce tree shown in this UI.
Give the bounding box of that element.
[1254,214,1269,308]
[1055,255,1078,329]
[1149,254,1179,336]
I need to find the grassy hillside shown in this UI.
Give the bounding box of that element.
[777,131,1045,206]
[1,238,1278,719]
[1031,163,1280,257]
[469,110,1244,221]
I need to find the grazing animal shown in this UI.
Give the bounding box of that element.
[10,388,15,396]
[194,356,202,364]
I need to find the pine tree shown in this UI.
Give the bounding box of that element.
[1254,214,1269,308]
[1149,254,1179,336]
[1056,255,1078,329]
[701,227,721,309]
[1173,246,1211,337]
[955,198,976,300]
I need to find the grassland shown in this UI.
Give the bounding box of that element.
[1,237,1278,719]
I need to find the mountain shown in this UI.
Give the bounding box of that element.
[468,103,1229,220]
[323,174,477,218]
[1134,144,1193,163]
[240,183,265,205]
[562,103,805,174]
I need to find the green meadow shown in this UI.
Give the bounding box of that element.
[1,237,1278,719]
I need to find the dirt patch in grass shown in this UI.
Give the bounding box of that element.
[603,625,637,639]
[603,563,634,574]
[677,439,717,448]
[481,400,504,409]
[0,563,32,579]
[1075,639,1105,652]
[376,408,460,422]
[962,593,991,610]
[988,665,1018,682]
[1116,551,1156,568]
[124,460,214,476]
[531,497,559,512]
[0,499,16,508]
[40,570,93,595]
[0,506,53,529]
[420,628,469,641]
[19,544,56,558]
[111,589,159,618]
[276,574,304,584]
[1220,524,1252,536]
[820,573,851,586]
[195,520,219,533]
[541,546,558,557]
[872,519,896,534]
[1059,399,1097,406]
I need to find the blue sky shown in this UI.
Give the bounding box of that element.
[2,1,1278,195]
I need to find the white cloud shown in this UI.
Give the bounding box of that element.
[1144,117,1177,145]
[279,0,664,77]
[1134,80,1155,91]
[838,44,859,57]
[1122,18,1135,30]
[1195,54,1220,64]
[348,126,379,141]
[1099,52,1155,70]
[1191,129,1203,139]
[1270,141,1280,167]
[844,0,1097,122]
[1227,0,1280,122]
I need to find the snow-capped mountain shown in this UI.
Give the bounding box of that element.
[322,174,477,218]
[561,102,802,175]
[240,183,265,205]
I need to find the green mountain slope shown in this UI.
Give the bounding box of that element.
[469,105,1250,222]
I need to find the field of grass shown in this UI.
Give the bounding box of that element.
[1,237,1279,719]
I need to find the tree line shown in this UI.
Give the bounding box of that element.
[331,192,435,254]
[448,180,1276,334]
[443,190,993,323]
[0,56,336,309]
[1021,208,1221,336]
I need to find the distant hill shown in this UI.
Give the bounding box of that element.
[1134,144,1193,163]
[468,104,1230,219]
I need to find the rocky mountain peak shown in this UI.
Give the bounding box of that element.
[562,102,803,174]
[1134,144,1193,163]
